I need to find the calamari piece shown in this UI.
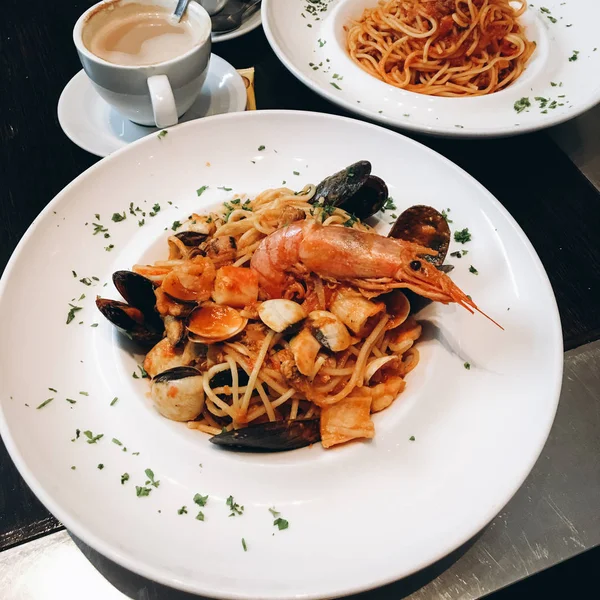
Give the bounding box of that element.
[320,390,374,448]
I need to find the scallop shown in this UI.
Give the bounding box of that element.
[329,287,385,334]
[258,299,306,333]
[212,266,259,308]
[289,329,321,376]
[151,366,205,421]
[186,303,247,343]
[143,338,203,378]
[307,311,352,352]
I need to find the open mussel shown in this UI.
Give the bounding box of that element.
[388,205,452,312]
[312,161,388,220]
[209,419,321,452]
[95,298,163,344]
[112,271,162,329]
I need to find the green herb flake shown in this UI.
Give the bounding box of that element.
[226,495,244,516]
[36,398,54,410]
[48,387,57,393]
[450,251,462,258]
[112,438,123,446]
[469,265,479,275]
[196,185,209,197]
[441,209,453,223]
[84,430,103,444]
[383,197,396,211]
[79,391,89,396]
[409,435,416,441]
[568,50,579,62]
[157,130,168,139]
[330,82,342,90]
[196,511,205,521]
[269,507,281,517]
[72,270,77,278]
[218,186,233,191]
[293,171,300,176]
[136,485,152,497]
[273,518,289,531]
[71,428,81,442]
[110,397,118,406]
[97,463,104,470]
[258,145,266,151]
[343,214,358,228]
[178,506,188,515]
[171,220,182,231]
[105,244,114,252]
[145,468,160,488]
[111,212,126,223]
[464,362,471,370]
[79,277,92,286]
[71,466,76,470]
[514,97,531,113]
[121,473,130,485]
[194,493,209,507]
[66,304,82,324]
[242,538,248,551]
[65,398,76,404]
[454,228,472,244]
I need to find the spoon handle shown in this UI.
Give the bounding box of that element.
[173,0,191,22]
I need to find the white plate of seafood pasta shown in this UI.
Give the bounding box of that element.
[262,0,600,137]
[0,110,561,599]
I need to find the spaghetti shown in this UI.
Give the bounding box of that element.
[346,0,536,97]
[134,185,422,448]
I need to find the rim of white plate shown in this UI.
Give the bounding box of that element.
[0,110,563,599]
[261,0,600,138]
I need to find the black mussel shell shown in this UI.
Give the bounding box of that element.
[209,368,250,389]
[95,297,162,345]
[388,205,450,267]
[312,160,371,206]
[164,315,186,346]
[153,366,202,383]
[337,175,388,220]
[209,419,321,452]
[175,231,208,246]
[112,271,163,330]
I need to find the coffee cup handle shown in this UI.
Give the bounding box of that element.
[147,75,178,129]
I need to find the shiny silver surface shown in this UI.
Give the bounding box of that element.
[1,339,599,600]
[551,103,600,191]
[173,0,191,22]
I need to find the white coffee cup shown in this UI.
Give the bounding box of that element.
[73,0,212,128]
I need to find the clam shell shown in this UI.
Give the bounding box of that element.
[187,304,247,343]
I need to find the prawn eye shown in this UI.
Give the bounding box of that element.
[410,260,421,271]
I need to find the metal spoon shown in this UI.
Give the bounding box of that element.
[173,0,191,22]
[211,0,261,33]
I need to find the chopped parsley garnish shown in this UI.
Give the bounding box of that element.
[66,304,82,324]
[450,251,463,258]
[293,171,300,176]
[514,97,531,113]
[36,398,54,409]
[330,82,342,90]
[71,466,76,470]
[112,438,123,446]
[383,197,396,212]
[469,265,479,275]
[105,244,114,252]
[72,271,77,277]
[111,212,126,222]
[65,398,76,404]
[196,511,205,521]
[138,218,145,227]
[409,435,416,441]
[71,428,81,442]
[149,203,161,217]
[441,209,453,223]
[218,186,233,191]
[49,387,57,393]
[79,277,92,286]
[121,473,129,485]
[464,362,471,370]
[79,391,89,396]
[242,538,248,551]
[226,495,244,516]
[92,223,109,236]
[196,185,208,197]
[568,50,579,62]
[97,464,104,470]
[132,366,149,379]
[319,202,336,222]
[136,485,152,497]
[84,430,103,444]
[194,493,208,507]
[178,506,188,515]
[258,145,265,151]
[273,518,289,530]
[454,228,472,243]
[157,130,168,139]
[343,214,358,228]
[110,397,118,406]
[171,220,182,231]
[145,468,160,488]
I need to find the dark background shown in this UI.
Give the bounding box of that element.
[0,0,599,597]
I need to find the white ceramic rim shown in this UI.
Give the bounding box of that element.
[261,1,600,138]
[73,0,212,70]
[0,110,563,599]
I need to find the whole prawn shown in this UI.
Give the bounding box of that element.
[250,220,500,327]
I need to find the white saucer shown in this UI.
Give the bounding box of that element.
[212,6,262,43]
[58,54,247,157]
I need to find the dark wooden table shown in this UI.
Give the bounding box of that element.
[1,0,599,597]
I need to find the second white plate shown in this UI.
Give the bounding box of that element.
[262,0,600,137]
